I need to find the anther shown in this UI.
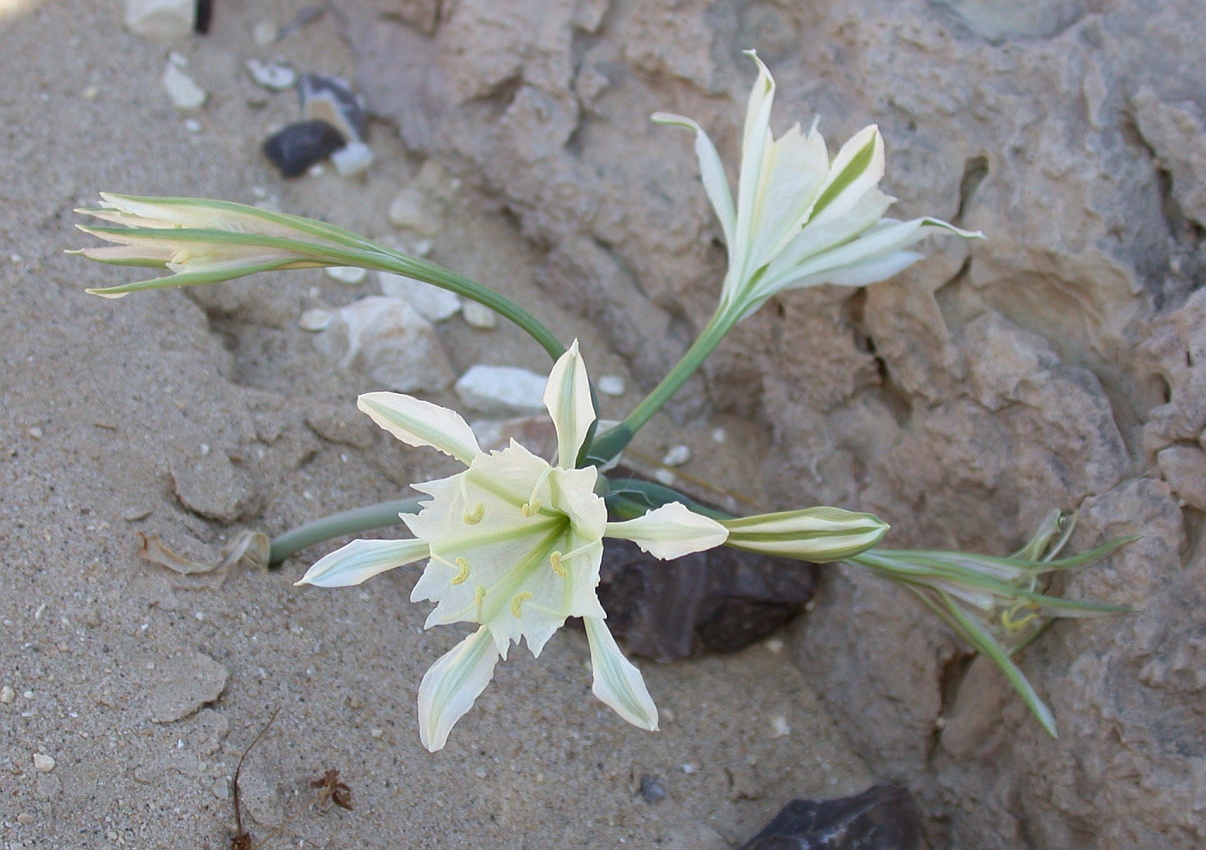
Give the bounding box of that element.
[1001,604,1039,632]
[451,558,470,585]
[549,552,567,577]
[521,498,543,517]
[510,592,534,617]
[474,585,487,620]
[463,504,485,525]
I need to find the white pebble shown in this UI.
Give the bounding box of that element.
[680,763,698,774]
[0,685,13,703]
[33,753,55,772]
[184,118,200,133]
[27,426,42,439]
[387,188,438,235]
[711,427,727,443]
[764,637,784,654]
[597,374,626,396]
[770,715,791,738]
[125,0,195,41]
[246,58,296,91]
[455,365,547,417]
[377,271,460,323]
[462,300,497,329]
[324,266,367,285]
[298,308,334,331]
[332,142,374,177]
[370,728,383,738]
[661,444,691,467]
[252,20,278,47]
[162,62,206,110]
[652,468,677,486]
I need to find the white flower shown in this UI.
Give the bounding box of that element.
[298,341,728,750]
[654,51,982,320]
[73,193,379,297]
[722,506,889,561]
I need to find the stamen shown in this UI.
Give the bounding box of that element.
[510,592,534,617]
[451,558,471,585]
[549,552,567,577]
[474,585,487,620]
[521,465,554,516]
[463,503,485,525]
[1001,603,1040,632]
[521,498,543,518]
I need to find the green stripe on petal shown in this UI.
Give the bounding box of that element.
[295,538,429,587]
[584,616,658,731]
[417,626,501,751]
[358,392,481,466]
[543,340,596,469]
[723,507,888,562]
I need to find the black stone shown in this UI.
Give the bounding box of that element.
[194,0,213,33]
[597,536,818,662]
[262,120,346,179]
[639,774,667,804]
[738,785,923,850]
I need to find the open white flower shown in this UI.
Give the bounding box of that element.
[654,51,982,321]
[298,341,728,750]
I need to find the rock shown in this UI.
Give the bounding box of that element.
[597,536,818,661]
[298,307,334,331]
[376,271,460,322]
[161,60,206,110]
[299,73,367,143]
[169,452,256,524]
[470,414,556,459]
[737,785,923,850]
[639,774,666,804]
[461,300,497,329]
[125,0,195,42]
[32,754,56,773]
[262,120,346,179]
[454,364,547,417]
[312,296,455,393]
[596,374,625,396]
[246,58,296,92]
[387,187,440,235]
[306,404,378,450]
[324,266,367,286]
[252,19,277,47]
[146,652,229,723]
[1157,445,1206,510]
[661,444,691,467]
[331,141,374,177]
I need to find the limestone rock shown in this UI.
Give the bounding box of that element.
[125,0,194,42]
[312,296,455,393]
[376,270,460,322]
[454,364,547,417]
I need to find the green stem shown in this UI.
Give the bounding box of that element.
[268,497,423,567]
[587,309,738,464]
[361,248,566,362]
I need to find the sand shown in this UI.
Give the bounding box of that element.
[0,1,871,847]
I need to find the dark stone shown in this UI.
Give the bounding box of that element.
[194,0,213,33]
[262,120,346,179]
[639,774,667,804]
[597,537,818,662]
[299,73,369,143]
[738,785,923,850]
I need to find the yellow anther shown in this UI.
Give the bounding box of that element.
[451,558,471,585]
[1001,604,1039,632]
[463,504,485,525]
[549,551,567,577]
[474,585,487,620]
[521,498,543,517]
[510,592,534,617]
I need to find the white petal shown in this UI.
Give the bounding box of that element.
[792,250,925,289]
[295,538,429,587]
[722,507,889,561]
[417,626,500,752]
[606,501,728,560]
[358,392,480,465]
[543,340,596,468]
[809,125,885,224]
[584,616,658,731]
[748,123,830,269]
[652,113,736,252]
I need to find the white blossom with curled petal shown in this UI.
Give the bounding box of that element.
[654,51,983,321]
[298,341,728,751]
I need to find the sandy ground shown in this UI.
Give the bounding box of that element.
[0,2,872,847]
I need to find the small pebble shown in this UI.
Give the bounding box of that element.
[332,141,374,177]
[300,73,367,142]
[299,308,335,333]
[370,728,383,738]
[246,58,296,91]
[462,300,497,329]
[262,120,346,178]
[639,774,667,803]
[662,444,691,467]
[27,426,42,439]
[711,427,727,443]
[252,19,278,47]
[33,753,55,773]
[377,271,460,323]
[764,637,784,654]
[387,188,439,235]
[680,763,698,774]
[455,364,547,417]
[125,0,195,41]
[184,118,201,133]
[0,685,14,703]
[325,266,367,285]
[473,767,488,779]
[16,813,33,825]
[652,468,676,486]
[162,62,207,110]
[597,374,625,396]
[770,715,791,738]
